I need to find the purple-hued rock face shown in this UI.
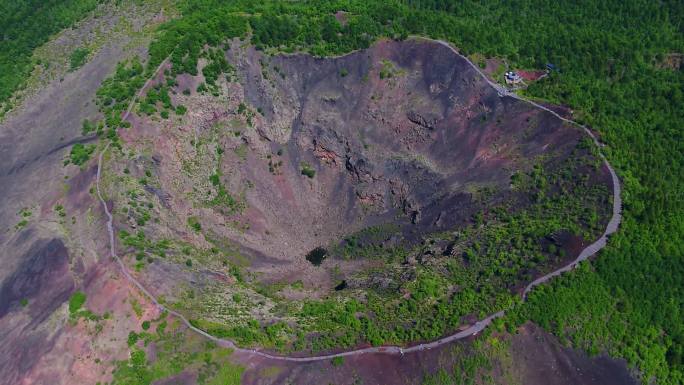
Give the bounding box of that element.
[0,238,74,384]
[0,238,73,319]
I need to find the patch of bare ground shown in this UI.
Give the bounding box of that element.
[509,323,638,385]
[655,52,683,70]
[334,11,350,26]
[481,57,506,78]
[518,69,546,81]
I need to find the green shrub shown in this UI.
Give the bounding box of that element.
[69,143,95,166]
[68,291,86,314]
[237,102,246,114]
[209,173,220,186]
[81,119,95,135]
[187,217,201,232]
[300,162,315,178]
[69,47,89,71]
[130,349,147,366]
[127,331,139,347]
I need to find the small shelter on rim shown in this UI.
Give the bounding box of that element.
[504,71,523,85]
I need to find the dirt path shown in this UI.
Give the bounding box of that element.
[95,39,622,362]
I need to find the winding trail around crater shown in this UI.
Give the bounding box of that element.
[95,38,622,362]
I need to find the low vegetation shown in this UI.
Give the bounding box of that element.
[68,291,86,314]
[112,313,244,385]
[68,291,102,323]
[300,162,315,178]
[68,47,89,71]
[67,143,95,166]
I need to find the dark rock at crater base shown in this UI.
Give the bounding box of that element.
[334,280,348,291]
[305,247,327,266]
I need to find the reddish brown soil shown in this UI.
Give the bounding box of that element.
[509,323,638,385]
[518,69,546,81]
[236,323,638,385]
[334,11,349,26]
[482,57,505,78]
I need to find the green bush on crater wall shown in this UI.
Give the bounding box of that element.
[187,217,202,232]
[69,47,89,71]
[300,162,315,178]
[68,291,86,314]
[81,119,96,135]
[68,143,95,166]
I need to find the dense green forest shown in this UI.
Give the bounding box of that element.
[0,0,101,116]
[3,0,682,383]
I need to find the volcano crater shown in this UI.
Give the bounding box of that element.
[109,38,612,351]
